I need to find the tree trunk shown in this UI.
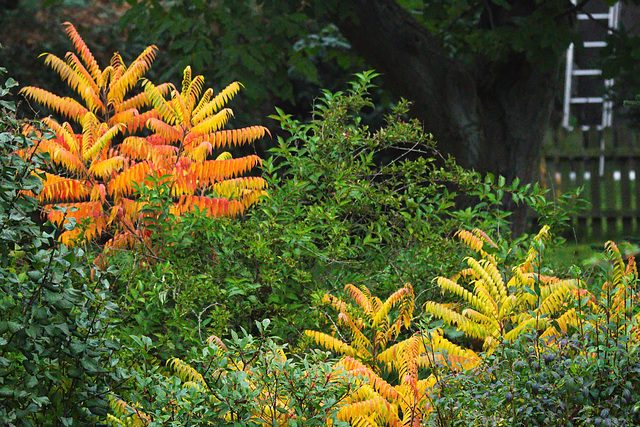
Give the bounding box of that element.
[329,0,569,235]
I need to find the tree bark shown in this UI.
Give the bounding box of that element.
[329,0,569,235]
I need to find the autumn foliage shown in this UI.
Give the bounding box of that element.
[19,22,268,253]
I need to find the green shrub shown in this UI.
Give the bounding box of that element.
[106,71,587,343]
[431,335,640,426]
[104,175,231,360]
[108,320,354,426]
[0,69,123,425]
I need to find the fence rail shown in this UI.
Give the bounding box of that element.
[542,127,640,240]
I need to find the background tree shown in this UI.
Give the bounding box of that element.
[111,0,600,234]
[6,0,640,233]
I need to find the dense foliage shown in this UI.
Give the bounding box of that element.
[18,23,268,254]
[0,65,123,426]
[1,23,639,426]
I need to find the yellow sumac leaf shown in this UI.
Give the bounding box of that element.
[63,22,101,82]
[342,356,400,401]
[19,87,89,122]
[303,330,358,357]
[88,156,127,179]
[84,123,125,161]
[108,45,158,103]
[146,117,183,144]
[192,81,243,124]
[109,161,153,196]
[39,175,89,202]
[190,108,232,135]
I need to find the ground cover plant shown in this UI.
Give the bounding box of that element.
[106,231,640,426]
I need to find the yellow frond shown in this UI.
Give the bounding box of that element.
[169,88,189,126]
[462,308,500,332]
[63,22,101,81]
[209,177,267,199]
[42,118,80,154]
[504,316,548,345]
[423,301,488,340]
[337,312,373,358]
[605,241,626,288]
[109,109,139,128]
[171,195,242,218]
[183,140,213,162]
[181,66,192,98]
[36,138,85,174]
[520,225,551,272]
[536,279,577,316]
[88,156,127,179]
[345,284,374,316]
[120,136,153,160]
[190,155,262,185]
[465,257,502,303]
[372,283,414,333]
[84,123,125,161]
[190,108,233,135]
[108,45,158,104]
[142,79,178,125]
[107,394,151,426]
[81,112,99,160]
[456,229,490,251]
[304,330,358,357]
[185,75,205,112]
[472,281,499,316]
[90,183,106,203]
[434,277,493,316]
[168,357,206,387]
[43,54,96,107]
[20,87,89,122]
[192,81,243,124]
[210,126,271,149]
[191,88,213,120]
[64,52,102,110]
[417,332,480,370]
[497,294,517,320]
[336,396,400,427]
[146,118,184,144]
[540,308,579,344]
[39,174,89,202]
[340,356,400,401]
[115,83,171,114]
[215,151,232,161]
[109,161,154,197]
[239,189,267,208]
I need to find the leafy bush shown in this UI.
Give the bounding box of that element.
[0,68,123,425]
[18,23,268,252]
[107,320,355,426]
[430,240,640,427]
[305,283,479,426]
[105,70,586,345]
[431,335,640,426]
[106,177,231,359]
[424,226,582,352]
